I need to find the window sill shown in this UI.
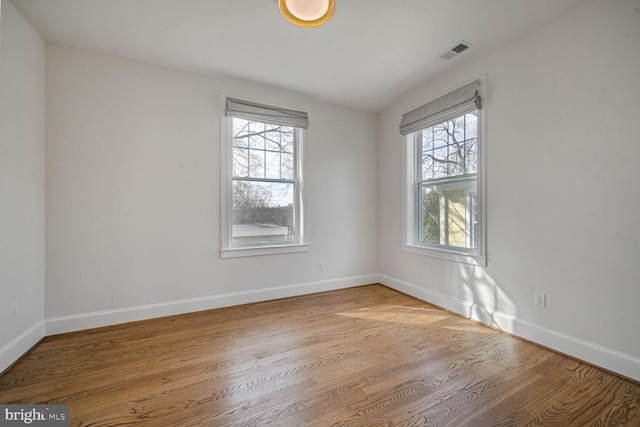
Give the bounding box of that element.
[402,244,487,266]
[220,244,310,259]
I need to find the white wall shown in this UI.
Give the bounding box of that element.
[45,44,378,332]
[378,0,640,380]
[4,0,639,383]
[0,0,45,372]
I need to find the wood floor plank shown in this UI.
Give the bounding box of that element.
[1,284,639,426]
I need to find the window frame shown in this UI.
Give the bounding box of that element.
[220,98,309,258]
[402,81,487,266]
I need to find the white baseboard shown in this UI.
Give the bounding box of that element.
[45,274,379,336]
[379,274,640,382]
[0,321,45,374]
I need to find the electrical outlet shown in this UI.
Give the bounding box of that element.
[11,302,17,320]
[317,260,324,270]
[535,292,546,307]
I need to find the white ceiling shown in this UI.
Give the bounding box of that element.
[10,0,588,112]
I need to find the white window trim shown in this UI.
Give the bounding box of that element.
[220,243,310,259]
[402,80,487,267]
[220,98,309,258]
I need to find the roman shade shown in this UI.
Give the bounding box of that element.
[226,97,309,129]
[399,80,481,136]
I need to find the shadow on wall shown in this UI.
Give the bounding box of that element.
[457,263,517,334]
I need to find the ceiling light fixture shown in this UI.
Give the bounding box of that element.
[279,0,335,28]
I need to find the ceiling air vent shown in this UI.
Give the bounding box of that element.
[439,41,470,60]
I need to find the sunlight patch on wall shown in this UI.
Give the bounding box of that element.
[459,264,517,333]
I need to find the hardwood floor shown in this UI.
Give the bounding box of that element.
[1,284,639,426]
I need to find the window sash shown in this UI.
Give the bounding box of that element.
[417,177,477,253]
[415,110,479,253]
[231,181,297,246]
[231,119,298,182]
[226,115,305,250]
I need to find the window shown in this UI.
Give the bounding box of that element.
[221,98,308,258]
[400,80,486,265]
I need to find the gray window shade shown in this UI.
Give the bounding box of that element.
[226,97,309,129]
[399,80,481,136]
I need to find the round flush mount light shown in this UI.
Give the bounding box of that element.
[279,0,335,27]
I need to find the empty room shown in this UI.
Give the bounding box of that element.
[1,0,639,425]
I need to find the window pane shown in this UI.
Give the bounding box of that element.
[265,122,280,131]
[465,138,477,173]
[232,181,295,243]
[233,137,248,149]
[248,150,265,179]
[281,129,294,152]
[422,154,434,180]
[249,122,265,149]
[433,148,448,178]
[420,185,441,245]
[445,187,469,248]
[233,118,249,139]
[447,147,463,176]
[282,151,294,180]
[452,116,465,143]
[232,147,249,177]
[465,112,477,139]
[419,178,477,249]
[433,124,448,148]
[265,125,283,152]
[264,138,280,153]
[422,128,433,150]
[265,151,281,179]
[417,111,478,181]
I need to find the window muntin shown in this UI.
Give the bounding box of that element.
[420,113,477,180]
[229,118,301,246]
[232,119,295,180]
[414,111,479,253]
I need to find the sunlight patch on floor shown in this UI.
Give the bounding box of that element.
[442,320,500,335]
[337,305,451,325]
